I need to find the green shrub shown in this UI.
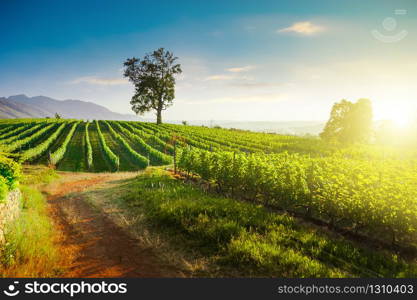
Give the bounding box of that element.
[111,121,171,165]
[95,120,119,171]
[0,155,21,190]
[85,122,93,169]
[0,176,8,202]
[103,121,148,169]
[50,122,78,165]
[19,123,66,162]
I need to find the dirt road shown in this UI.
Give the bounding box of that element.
[43,171,175,278]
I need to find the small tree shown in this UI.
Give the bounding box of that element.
[123,48,182,124]
[320,98,373,144]
[182,120,188,126]
[55,113,62,119]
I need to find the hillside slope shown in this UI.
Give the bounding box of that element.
[0,95,139,121]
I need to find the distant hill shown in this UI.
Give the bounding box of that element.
[0,94,140,121]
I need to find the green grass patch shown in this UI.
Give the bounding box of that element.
[0,185,62,277]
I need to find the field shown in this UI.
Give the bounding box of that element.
[0,118,416,277]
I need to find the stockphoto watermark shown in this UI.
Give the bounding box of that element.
[371,9,408,43]
[2,280,127,297]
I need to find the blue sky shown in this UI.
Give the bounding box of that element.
[1,0,417,123]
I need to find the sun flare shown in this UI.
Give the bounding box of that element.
[375,103,412,129]
[389,111,411,128]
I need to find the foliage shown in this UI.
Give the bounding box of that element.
[178,148,417,245]
[0,155,21,191]
[111,121,171,165]
[120,170,416,277]
[0,123,44,146]
[85,122,93,169]
[320,98,373,144]
[19,123,66,162]
[0,123,54,153]
[103,121,149,169]
[1,118,417,276]
[49,122,79,165]
[0,177,8,202]
[1,184,61,277]
[120,122,175,155]
[95,120,119,171]
[0,124,31,140]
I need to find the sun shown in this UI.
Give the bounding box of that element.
[376,104,412,129]
[389,110,411,128]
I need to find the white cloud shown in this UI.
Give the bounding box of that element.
[204,74,235,81]
[278,21,324,35]
[226,65,255,73]
[69,76,128,86]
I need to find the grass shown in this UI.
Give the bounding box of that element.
[0,166,62,277]
[115,169,417,278]
[20,165,59,185]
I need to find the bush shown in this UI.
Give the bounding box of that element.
[0,176,8,202]
[0,155,21,190]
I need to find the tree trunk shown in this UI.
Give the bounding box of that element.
[156,109,162,124]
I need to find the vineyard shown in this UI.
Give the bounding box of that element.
[0,118,341,172]
[0,118,417,277]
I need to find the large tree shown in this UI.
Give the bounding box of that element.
[123,48,182,124]
[320,98,373,144]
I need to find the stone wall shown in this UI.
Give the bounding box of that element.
[0,189,21,244]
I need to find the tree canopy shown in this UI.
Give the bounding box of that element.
[123,48,182,124]
[320,98,373,144]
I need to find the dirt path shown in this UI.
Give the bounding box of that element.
[43,171,174,278]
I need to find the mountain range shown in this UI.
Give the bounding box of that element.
[0,94,139,121]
